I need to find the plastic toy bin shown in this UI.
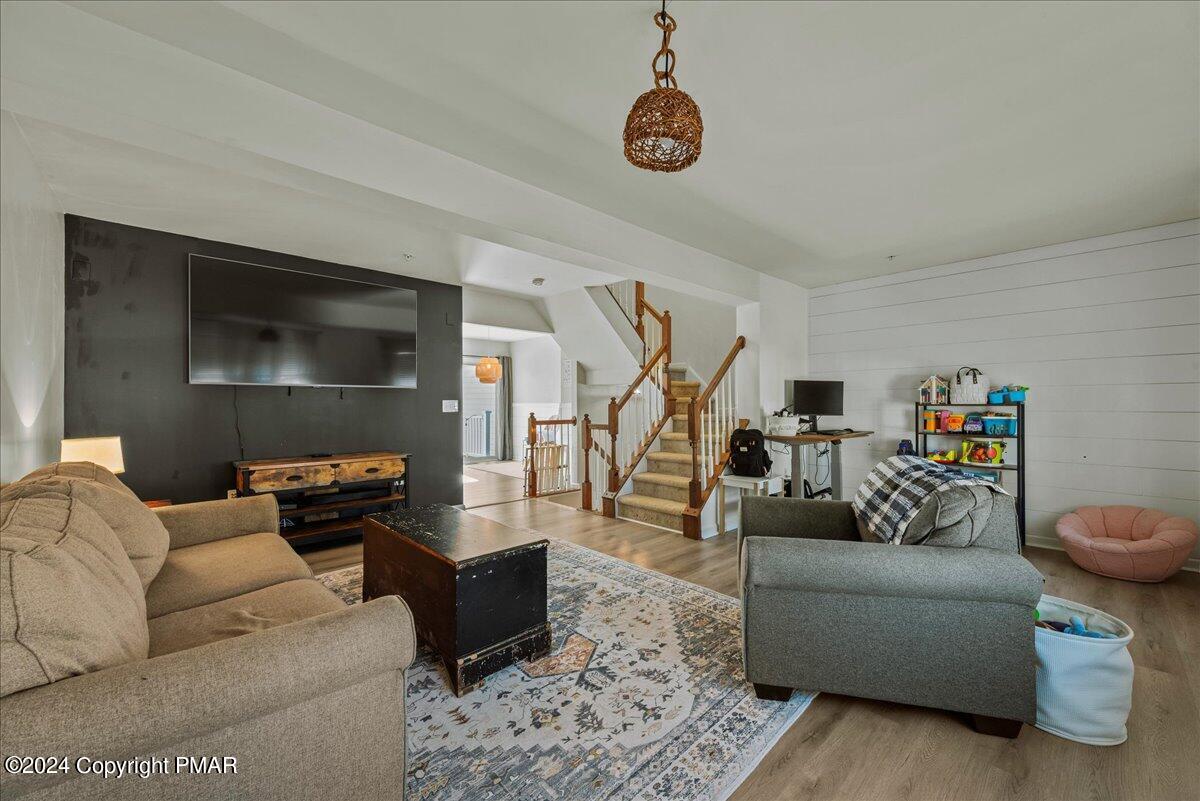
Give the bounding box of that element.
[983,416,1018,436]
[1034,595,1134,746]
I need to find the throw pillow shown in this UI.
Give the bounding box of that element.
[1,493,149,697]
[14,463,168,588]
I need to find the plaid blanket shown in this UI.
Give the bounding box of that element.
[852,455,1008,545]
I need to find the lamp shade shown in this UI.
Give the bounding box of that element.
[60,436,125,474]
[475,357,502,385]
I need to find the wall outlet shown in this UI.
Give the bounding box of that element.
[442,399,459,413]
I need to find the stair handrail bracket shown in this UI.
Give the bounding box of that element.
[684,335,747,539]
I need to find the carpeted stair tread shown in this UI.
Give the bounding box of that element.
[618,494,688,515]
[646,451,693,464]
[632,472,692,488]
[660,431,722,441]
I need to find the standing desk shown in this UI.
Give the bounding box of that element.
[764,431,874,501]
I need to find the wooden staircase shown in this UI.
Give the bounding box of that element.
[581,281,747,538]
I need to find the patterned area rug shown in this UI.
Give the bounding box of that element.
[318,538,813,801]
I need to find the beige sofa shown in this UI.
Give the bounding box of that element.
[1,463,414,801]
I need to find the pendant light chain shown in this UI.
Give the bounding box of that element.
[623,1,703,172]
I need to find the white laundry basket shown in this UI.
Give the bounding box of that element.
[1034,595,1134,746]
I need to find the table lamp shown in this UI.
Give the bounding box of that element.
[60,436,125,474]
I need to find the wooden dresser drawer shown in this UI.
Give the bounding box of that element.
[333,458,406,484]
[246,464,336,493]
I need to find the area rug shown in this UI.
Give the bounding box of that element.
[318,538,813,801]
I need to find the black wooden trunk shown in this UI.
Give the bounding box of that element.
[363,505,550,695]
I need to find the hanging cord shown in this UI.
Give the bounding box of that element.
[232,386,246,461]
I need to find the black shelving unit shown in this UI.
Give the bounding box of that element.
[914,402,1026,544]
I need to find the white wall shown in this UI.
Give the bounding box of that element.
[1,112,64,482]
[462,287,550,332]
[462,338,510,358]
[642,284,737,381]
[510,334,563,456]
[808,220,1200,568]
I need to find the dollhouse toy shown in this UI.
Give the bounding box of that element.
[919,375,950,404]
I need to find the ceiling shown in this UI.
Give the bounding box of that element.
[4,1,1198,290]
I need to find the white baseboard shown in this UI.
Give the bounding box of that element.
[1024,532,1199,574]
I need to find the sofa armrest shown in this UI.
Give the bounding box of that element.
[154,494,278,549]
[0,596,414,795]
[740,497,859,542]
[741,535,1044,606]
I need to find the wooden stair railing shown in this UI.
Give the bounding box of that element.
[580,415,615,512]
[605,280,670,371]
[579,303,673,517]
[525,414,577,498]
[683,335,748,539]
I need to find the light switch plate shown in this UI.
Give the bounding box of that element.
[442,399,459,413]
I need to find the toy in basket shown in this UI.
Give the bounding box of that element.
[960,439,1005,465]
[951,367,989,404]
[983,413,1018,436]
[988,385,1029,404]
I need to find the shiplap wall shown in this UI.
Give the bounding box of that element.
[808,220,1200,569]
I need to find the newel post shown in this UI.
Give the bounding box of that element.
[687,395,702,509]
[634,281,646,343]
[603,397,619,517]
[580,414,593,511]
[527,412,539,498]
[662,309,675,416]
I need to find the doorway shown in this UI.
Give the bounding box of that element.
[462,354,524,507]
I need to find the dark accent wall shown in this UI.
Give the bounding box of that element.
[64,216,462,506]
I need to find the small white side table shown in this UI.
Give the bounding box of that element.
[718,474,786,535]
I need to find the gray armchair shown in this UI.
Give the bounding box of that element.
[738,495,1043,737]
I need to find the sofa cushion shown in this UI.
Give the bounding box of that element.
[857,485,996,547]
[0,494,148,697]
[5,474,168,589]
[148,578,346,656]
[145,532,313,618]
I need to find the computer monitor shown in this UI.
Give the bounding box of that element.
[789,380,844,429]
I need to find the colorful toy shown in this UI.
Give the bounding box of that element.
[989,385,1030,404]
[946,413,965,432]
[961,440,1005,465]
[983,414,1018,436]
[897,439,916,456]
[1064,615,1117,639]
[927,449,957,463]
[963,412,985,433]
[919,375,950,404]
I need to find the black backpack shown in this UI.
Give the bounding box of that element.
[728,428,772,477]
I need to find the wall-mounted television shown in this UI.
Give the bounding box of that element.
[188,255,417,388]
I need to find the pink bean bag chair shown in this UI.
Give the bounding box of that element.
[1056,506,1198,582]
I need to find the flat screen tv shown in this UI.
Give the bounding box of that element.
[188,255,417,388]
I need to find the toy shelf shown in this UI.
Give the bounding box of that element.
[919,431,1018,439]
[914,401,1026,545]
[917,402,1024,408]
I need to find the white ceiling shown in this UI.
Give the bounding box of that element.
[462,323,548,343]
[4,1,1198,291]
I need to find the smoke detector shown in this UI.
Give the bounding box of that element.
[531,277,545,287]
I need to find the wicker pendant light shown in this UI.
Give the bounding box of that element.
[475,356,502,384]
[623,2,703,173]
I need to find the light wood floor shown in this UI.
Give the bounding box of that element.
[301,498,1200,801]
[461,465,525,508]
